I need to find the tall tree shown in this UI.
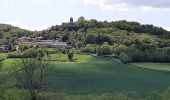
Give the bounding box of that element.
[12,57,49,100]
[77,16,86,28]
[0,57,5,99]
[67,50,74,61]
[0,58,3,72]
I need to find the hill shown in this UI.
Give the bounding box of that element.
[41,17,170,63]
[0,24,33,37]
[0,17,170,63]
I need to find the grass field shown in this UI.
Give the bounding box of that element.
[0,53,8,59]
[131,63,170,72]
[48,54,92,62]
[2,54,170,96]
[46,55,170,96]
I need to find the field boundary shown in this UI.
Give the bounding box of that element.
[129,63,170,73]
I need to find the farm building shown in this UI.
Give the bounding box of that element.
[31,40,68,48]
[16,36,69,48]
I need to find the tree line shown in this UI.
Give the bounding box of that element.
[0,17,170,63]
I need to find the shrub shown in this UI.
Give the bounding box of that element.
[8,51,22,58]
[112,44,128,55]
[84,44,96,53]
[119,53,129,63]
[102,42,112,55]
[67,50,74,61]
[3,89,29,100]
[96,46,103,56]
[8,48,48,58]
[18,42,29,51]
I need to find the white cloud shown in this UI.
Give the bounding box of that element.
[67,0,170,11]
[31,0,51,2]
[83,0,128,11]
[2,0,18,4]
[2,0,51,4]
[66,0,77,3]
[4,21,48,31]
[140,6,153,12]
[165,27,170,31]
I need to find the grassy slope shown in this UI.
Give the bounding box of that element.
[131,63,170,72]
[46,55,170,96]
[2,54,170,96]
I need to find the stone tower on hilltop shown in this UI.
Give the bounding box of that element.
[62,17,79,31]
[70,17,73,23]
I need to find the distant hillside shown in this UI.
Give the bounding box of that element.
[0,18,170,63]
[0,18,169,38]
[112,20,169,35]
[47,17,169,39]
[0,24,33,37]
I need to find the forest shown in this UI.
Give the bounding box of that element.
[0,16,170,63]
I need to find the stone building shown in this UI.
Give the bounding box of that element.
[62,17,79,31]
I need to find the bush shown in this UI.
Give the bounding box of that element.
[96,42,112,56]
[58,48,68,54]
[8,48,48,58]
[3,89,29,100]
[112,44,128,55]
[18,42,29,51]
[96,46,103,56]
[102,42,112,55]
[67,50,74,61]
[119,53,129,63]
[83,44,96,54]
[8,51,22,58]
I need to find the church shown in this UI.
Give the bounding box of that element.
[62,17,79,31]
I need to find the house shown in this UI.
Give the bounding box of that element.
[0,45,13,52]
[18,36,32,42]
[9,36,70,50]
[34,36,44,41]
[31,40,68,48]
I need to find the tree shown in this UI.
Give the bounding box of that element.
[119,53,129,63]
[77,16,86,28]
[84,44,96,53]
[126,45,143,62]
[0,58,3,72]
[12,57,49,100]
[88,19,98,28]
[18,42,29,51]
[86,33,96,44]
[67,50,74,61]
[112,44,128,55]
[0,57,6,99]
[96,46,103,56]
[102,42,112,55]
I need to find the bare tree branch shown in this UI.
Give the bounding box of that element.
[12,57,49,100]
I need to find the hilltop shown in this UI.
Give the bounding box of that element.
[0,17,170,63]
[0,17,170,38]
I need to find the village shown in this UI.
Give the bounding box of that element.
[0,36,69,53]
[0,17,78,53]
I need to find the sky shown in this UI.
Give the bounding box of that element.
[0,0,170,31]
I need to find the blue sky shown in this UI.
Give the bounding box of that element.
[0,0,170,31]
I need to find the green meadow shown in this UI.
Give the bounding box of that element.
[2,54,170,96]
[131,63,170,72]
